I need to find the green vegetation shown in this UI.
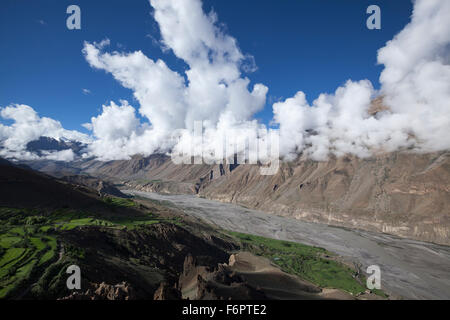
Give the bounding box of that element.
[371,288,388,298]
[131,179,163,185]
[0,199,183,299]
[9,227,25,236]
[2,199,381,299]
[59,218,115,230]
[0,224,58,299]
[103,196,136,208]
[227,231,374,296]
[64,244,85,260]
[0,248,26,268]
[132,195,175,208]
[38,237,57,266]
[0,236,21,248]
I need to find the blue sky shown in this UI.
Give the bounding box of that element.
[0,0,412,132]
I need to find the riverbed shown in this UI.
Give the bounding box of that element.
[124,190,450,300]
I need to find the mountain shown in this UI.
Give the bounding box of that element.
[26,136,86,157]
[1,158,376,300]
[60,175,128,198]
[23,151,450,245]
[198,152,450,245]
[0,157,101,209]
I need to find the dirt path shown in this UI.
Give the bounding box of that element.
[125,190,450,300]
[57,243,64,262]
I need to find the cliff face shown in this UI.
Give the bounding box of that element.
[198,152,450,245]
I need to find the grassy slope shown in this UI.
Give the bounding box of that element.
[226,231,387,297]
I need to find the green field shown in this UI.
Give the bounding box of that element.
[227,231,375,296]
[103,196,136,208]
[0,228,57,299]
[38,237,57,266]
[0,199,183,299]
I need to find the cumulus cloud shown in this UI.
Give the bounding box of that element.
[42,149,76,162]
[273,80,401,160]
[79,0,449,163]
[0,104,90,160]
[81,0,268,160]
[1,0,449,164]
[83,100,164,161]
[377,0,450,153]
[272,0,450,159]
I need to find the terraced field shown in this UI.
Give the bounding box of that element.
[0,223,57,298]
[0,197,182,299]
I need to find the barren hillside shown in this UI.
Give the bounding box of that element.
[198,152,450,245]
[23,151,450,245]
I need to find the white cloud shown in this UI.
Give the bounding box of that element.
[42,149,75,162]
[271,0,450,159]
[377,0,450,153]
[0,104,90,160]
[2,0,449,164]
[82,88,91,95]
[81,0,268,160]
[79,0,450,162]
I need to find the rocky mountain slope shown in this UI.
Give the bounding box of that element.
[198,152,450,245]
[1,158,373,300]
[21,151,450,245]
[60,175,128,198]
[0,158,102,209]
[0,158,226,299]
[26,136,86,157]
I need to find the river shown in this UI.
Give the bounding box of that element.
[124,190,450,300]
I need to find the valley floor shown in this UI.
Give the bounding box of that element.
[125,190,450,300]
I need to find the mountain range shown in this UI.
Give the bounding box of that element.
[20,149,450,245]
[0,157,383,300]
